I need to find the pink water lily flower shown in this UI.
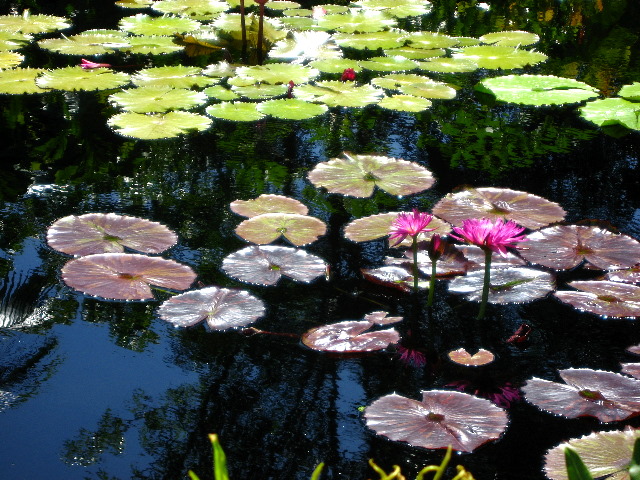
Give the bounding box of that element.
[80,58,112,69]
[450,218,527,256]
[340,68,356,82]
[389,209,435,247]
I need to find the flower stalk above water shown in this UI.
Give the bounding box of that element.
[451,218,527,319]
[426,234,447,307]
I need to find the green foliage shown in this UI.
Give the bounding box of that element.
[564,447,594,480]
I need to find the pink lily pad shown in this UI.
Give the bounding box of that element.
[523,368,640,422]
[520,225,640,270]
[544,427,640,480]
[364,311,403,325]
[221,245,327,286]
[605,265,640,283]
[302,318,400,353]
[448,348,495,366]
[307,152,435,198]
[61,253,196,300]
[628,344,640,355]
[229,194,309,218]
[364,390,508,452]
[621,363,640,379]
[361,266,415,292]
[157,286,265,330]
[343,212,450,246]
[235,213,326,246]
[554,281,640,318]
[47,213,178,256]
[432,187,565,229]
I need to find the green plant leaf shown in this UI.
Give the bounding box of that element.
[0,12,71,34]
[0,68,46,94]
[317,11,396,33]
[203,85,239,100]
[0,51,23,69]
[294,80,383,107]
[126,35,186,54]
[630,438,640,480]
[230,83,288,99]
[205,101,265,121]
[307,58,361,74]
[564,448,594,480]
[333,31,406,50]
[257,98,329,120]
[418,57,479,73]
[0,31,32,51]
[479,30,539,47]
[269,31,342,62]
[619,82,640,101]
[132,66,216,88]
[235,213,327,246]
[38,34,128,55]
[209,434,230,480]
[152,0,230,18]
[580,98,640,131]
[109,86,208,113]
[383,46,445,59]
[453,45,548,69]
[310,463,324,480]
[35,67,131,91]
[405,31,458,49]
[108,111,212,139]
[377,94,431,112]
[118,13,201,35]
[233,63,321,85]
[358,56,419,72]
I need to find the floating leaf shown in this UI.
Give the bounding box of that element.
[520,225,640,270]
[109,86,208,113]
[364,390,508,452]
[333,31,406,50]
[118,13,201,35]
[222,245,326,285]
[523,368,640,422]
[364,311,403,325]
[205,102,265,121]
[317,11,396,33]
[257,98,328,120]
[152,0,230,18]
[554,281,640,318]
[370,74,454,98]
[230,194,308,217]
[157,286,265,330]
[132,66,216,89]
[579,98,640,131]
[452,45,547,69]
[383,47,445,59]
[619,82,640,101]
[235,212,326,246]
[108,111,212,139]
[405,32,458,49]
[126,35,186,54]
[203,85,239,101]
[545,428,640,480]
[307,152,435,198]
[230,83,288,99]
[448,267,555,304]
[35,67,130,91]
[361,266,414,292]
[357,56,419,72]
[0,31,31,51]
[307,58,361,74]
[479,31,539,47]
[432,187,566,229]
[343,212,449,244]
[294,81,383,107]
[622,364,640,380]
[605,266,640,284]
[61,253,196,300]
[233,63,320,85]
[269,30,342,62]
[38,34,127,55]
[477,75,599,106]
[47,213,177,256]
[0,52,23,69]
[448,348,495,366]
[117,0,154,7]
[202,61,236,78]
[0,68,46,94]
[388,249,468,277]
[0,12,71,34]
[418,57,479,73]
[377,94,432,112]
[302,318,400,353]
[265,1,301,10]
[456,244,526,271]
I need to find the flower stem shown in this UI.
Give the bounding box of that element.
[477,248,492,320]
[427,259,437,307]
[412,235,419,293]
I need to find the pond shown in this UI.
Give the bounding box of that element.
[1,0,640,479]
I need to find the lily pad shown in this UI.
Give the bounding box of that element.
[520,225,640,270]
[35,67,130,91]
[126,35,186,55]
[152,0,230,18]
[233,63,320,85]
[235,212,326,246]
[579,98,640,131]
[108,111,212,139]
[388,249,469,277]
[132,66,216,89]
[230,194,308,217]
[118,13,201,35]
[361,266,414,293]
[307,58,361,74]
[448,348,495,366]
[477,75,599,106]
[61,253,196,300]
[554,281,640,318]
[405,32,458,49]
[383,47,445,59]
[38,34,128,55]
[0,31,32,51]
[621,363,640,380]
[0,68,46,94]
[109,86,208,113]
[157,286,265,330]
[432,187,566,229]
[0,12,71,34]
[364,311,403,325]
[523,368,640,422]
[364,390,508,452]
[343,212,449,244]
[619,82,640,101]
[317,11,396,33]
[294,80,383,107]
[307,152,435,198]
[418,57,479,73]
[269,30,342,62]
[605,266,640,284]
[452,45,548,69]
[221,245,327,285]
[479,31,539,47]
[205,102,265,121]
[0,52,23,69]
[47,213,177,256]
[203,85,239,101]
[377,94,432,112]
[357,56,419,72]
[257,98,328,120]
[302,318,400,353]
[230,83,288,99]
[332,31,406,50]
[456,244,527,271]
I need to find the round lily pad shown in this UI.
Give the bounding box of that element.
[235,212,327,246]
[405,32,458,49]
[257,98,328,120]
[619,82,640,101]
[108,111,212,139]
[230,83,288,100]
[580,98,640,131]
[332,31,406,50]
[317,11,396,33]
[118,13,201,35]
[343,212,449,244]
[35,67,130,91]
[383,47,445,60]
[307,58,361,74]
[132,66,216,89]
[205,102,265,121]
[360,266,414,293]
[294,81,383,107]
[448,348,495,366]
[479,31,539,47]
[378,94,432,111]
[230,194,308,217]
[357,56,419,72]
[418,57,479,73]
[109,86,208,113]
[0,51,23,69]
[0,12,71,34]
[0,68,46,94]
[152,0,230,17]
[302,318,400,353]
[453,45,548,70]
[269,31,342,62]
[554,281,640,318]
[234,63,321,85]
[38,34,128,55]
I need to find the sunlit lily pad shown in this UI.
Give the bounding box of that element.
[307,152,435,198]
[405,32,458,49]
[452,45,548,69]
[0,68,46,94]
[126,35,186,55]
[383,47,444,60]
[378,95,432,112]
[203,85,238,101]
[205,102,265,121]
[235,212,326,246]
[202,61,236,78]
[152,0,230,18]
[544,428,640,480]
[448,348,495,366]
[108,111,212,139]
[357,56,419,72]
[230,194,308,217]
[317,11,396,33]
[605,266,640,284]
[621,363,640,380]
[579,98,640,131]
[265,1,301,10]
[364,390,508,452]
[38,34,127,55]
[222,245,326,285]
[132,66,216,89]
[364,311,403,325]
[343,212,449,244]
[230,83,288,99]
[61,253,196,300]
[477,75,599,106]
[0,52,23,69]
[35,67,130,91]
[0,12,71,34]
[294,81,383,107]
[116,0,154,7]
[278,16,318,30]
[307,58,361,74]
[372,74,454,99]
[432,187,566,229]
[628,344,640,356]
[619,82,640,101]
[118,13,201,35]
[520,225,640,270]
[0,31,31,51]
[523,368,640,422]
[354,0,431,17]
[257,98,328,120]
[418,57,479,73]
[269,31,342,62]
[333,31,406,50]
[109,86,208,113]
[157,286,265,330]
[47,213,177,256]
[302,318,400,353]
[448,267,555,304]
[479,31,539,47]
[361,266,414,293]
[233,63,320,85]
[554,281,640,318]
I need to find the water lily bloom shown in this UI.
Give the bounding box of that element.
[450,218,527,256]
[80,58,112,69]
[448,380,522,408]
[389,209,435,247]
[340,68,356,82]
[397,345,427,368]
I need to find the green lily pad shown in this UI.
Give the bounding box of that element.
[307,152,435,198]
[278,16,318,30]
[269,31,342,62]
[35,67,131,91]
[383,47,445,59]
[580,98,640,131]
[152,0,230,18]
[109,86,208,113]
[358,56,419,72]
[203,85,239,100]
[294,80,383,107]
[233,63,321,85]
[0,31,32,51]
[479,31,539,47]
[132,66,216,88]
[119,13,201,35]
[257,98,328,120]
[333,31,406,50]
[372,73,437,90]
[38,34,128,55]
[0,52,23,69]
[230,194,309,217]
[213,13,287,44]
[0,12,71,34]
[453,45,548,69]
[344,212,449,243]
[405,32,458,49]
[307,58,361,74]
[116,0,154,7]
[378,94,431,112]
[235,212,327,246]
[282,8,313,17]
[0,68,46,94]
[108,111,212,139]
[619,82,640,101]
[265,1,301,10]
[126,35,186,55]
[318,11,396,33]
[230,83,288,99]
[205,101,265,121]
[398,81,456,99]
[354,0,432,18]
[418,57,479,73]
[202,61,236,78]
[477,74,599,106]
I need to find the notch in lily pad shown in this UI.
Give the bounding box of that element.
[235,212,326,246]
[230,194,309,217]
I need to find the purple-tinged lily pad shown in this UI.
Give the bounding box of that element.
[302,317,400,353]
[364,390,508,452]
[307,152,435,198]
[221,245,327,286]
[47,213,178,256]
[456,245,526,271]
[343,212,450,246]
[520,225,640,270]
[229,194,309,218]
[157,286,265,330]
[364,311,403,325]
[544,427,640,480]
[605,265,640,283]
[448,267,555,304]
[432,187,565,229]
[621,363,640,380]
[448,348,495,366]
[361,266,415,293]
[628,344,640,355]
[554,281,640,318]
[61,253,196,300]
[235,213,326,246]
[523,368,640,422]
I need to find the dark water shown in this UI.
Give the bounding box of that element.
[1,0,640,479]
